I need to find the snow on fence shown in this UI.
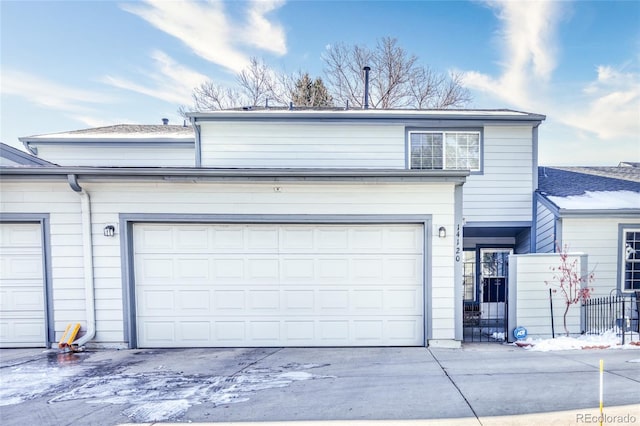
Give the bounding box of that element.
[583,294,640,344]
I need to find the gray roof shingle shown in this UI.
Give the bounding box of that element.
[538,166,640,197]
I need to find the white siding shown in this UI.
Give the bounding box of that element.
[510,254,586,338]
[200,122,406,169]
[561,217,640,296]
[34,145,194,167]
[463,126,534,223]
[1,179,459,346]
[536,201,556,253]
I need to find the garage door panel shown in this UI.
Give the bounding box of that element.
[281,227,315,250]
[0,287,45,311]
[1,253,43,279]
[175,227,209,250]
[143,321,176,343]
[134,223,424,347]
[216,321,245,341]
[214,290,245,310]
[177,258,210,279]
[284,290,314,310]
[245,227,279,251]
[245,258,279,281]
[284,321,315,342]
[0,223,46,348]
[249,321,280,342]
[248,290,280,310]
[0,320,45,344]
[0,224,41,246]
[180,321,211,342]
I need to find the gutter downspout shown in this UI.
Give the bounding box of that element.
[191,118,202,168]
[67,174,96,347]
[22,140,38,156]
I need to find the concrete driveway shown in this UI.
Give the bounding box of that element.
[1,345,638,425]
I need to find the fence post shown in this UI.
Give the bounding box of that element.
[549,288,555,339]
[620,299,627,345]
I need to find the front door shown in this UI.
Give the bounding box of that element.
[463,248,512,342]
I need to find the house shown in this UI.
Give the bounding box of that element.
[535,165,640,296]
[0,109,547,349]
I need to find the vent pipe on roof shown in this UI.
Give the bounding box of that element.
[363,66,371,109]
[162,118,169,125]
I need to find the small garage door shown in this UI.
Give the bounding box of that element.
[0,223,46,348]
[133,223,424,347]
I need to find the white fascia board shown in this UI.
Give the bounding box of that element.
[188,109,546,122]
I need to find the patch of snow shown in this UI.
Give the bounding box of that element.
[516,329,640,352]
[491,332,506,341]
[548,191,640,210]
[0,363,89,406]
[46,364,333,422]
[123,400,191,422]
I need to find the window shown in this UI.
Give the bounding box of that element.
[622,229,640,292]
[410,131,480,171]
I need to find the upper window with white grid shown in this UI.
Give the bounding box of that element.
[409,131,480,171]
[622,229,640,292]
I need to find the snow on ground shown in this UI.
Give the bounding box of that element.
[0,359,333,423]
[515,329,640,352]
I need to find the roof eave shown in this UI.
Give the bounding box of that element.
[188,110,546,122]
[556,208,640,217]
[19,137,195,145]
[0,166,469,183]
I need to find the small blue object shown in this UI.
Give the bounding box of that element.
[513,327,527,340]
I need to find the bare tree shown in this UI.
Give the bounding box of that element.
[322,42,371,108]
[323,37,470,109]
[236,57,277,107]
[179,38,470,118]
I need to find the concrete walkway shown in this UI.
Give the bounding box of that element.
[1,344,638,425]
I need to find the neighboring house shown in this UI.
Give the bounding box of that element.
[19,121,194,167]
[1,109,548,349]
[535,165,640,296]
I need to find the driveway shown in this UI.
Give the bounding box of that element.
[1,345,638,425]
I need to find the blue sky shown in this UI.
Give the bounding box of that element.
[1,0,639,165]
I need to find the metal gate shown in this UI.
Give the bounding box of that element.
[463,248,511,342]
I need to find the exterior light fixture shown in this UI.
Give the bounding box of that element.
[438,226,446,238]
[103,225,115,237]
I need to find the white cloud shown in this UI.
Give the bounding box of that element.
[102,50,210,105]
[121,0,287,73]
[559,65,640,140]
[0,69,114,111]
[462,0,563,108]
[461,1,639,165]
[241,0,287,55]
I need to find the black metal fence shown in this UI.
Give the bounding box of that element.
[582,294,639,344]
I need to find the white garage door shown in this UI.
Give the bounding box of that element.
[134,223,424,347]
[0,223,46,348]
